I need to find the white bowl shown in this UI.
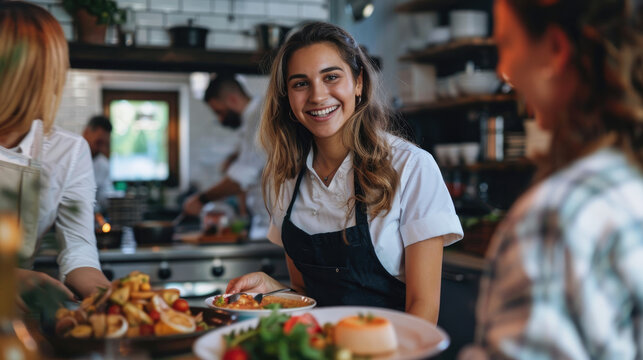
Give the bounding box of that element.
[411,12,439,38]
[460,143,481,165]
[455,71,501,96]
[434,145,449,166]
[449,10,488,39]
[427,26,451,45]
[205,293,316,320]
[444,144,460,166]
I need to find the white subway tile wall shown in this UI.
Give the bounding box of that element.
[148,0,180,12]
[27,0,329,51]
[181,0,211,13]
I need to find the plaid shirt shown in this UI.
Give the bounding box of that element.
[461,148,643,360]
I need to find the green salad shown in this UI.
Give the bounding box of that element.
[221,311,365,360]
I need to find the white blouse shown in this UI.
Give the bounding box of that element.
[267,134,463,281]
[0,120,101,280]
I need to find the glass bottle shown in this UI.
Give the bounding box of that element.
[0,212,40,360]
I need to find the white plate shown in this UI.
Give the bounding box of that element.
[204,293,316,319]
[193,306,450,360]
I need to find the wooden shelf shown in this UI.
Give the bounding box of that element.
[396,0,478,12]
[466,159,533,171]
[400,94,517,114]
[400,38,496,64]
[69,42,267,73]
[440,159,534,172]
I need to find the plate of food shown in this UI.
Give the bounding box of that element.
[205,292,316,319]
[193,306,450,360]
[44,271,235,357]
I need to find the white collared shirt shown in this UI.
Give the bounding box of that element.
[267,134,463,281]
[225,96,270,239]
[93,153,114,213]
[0,120,101,279]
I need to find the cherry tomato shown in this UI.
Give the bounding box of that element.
[222,347,249,360]
[107,305,121,315]
[283,313,321,336]
[140,324,154,336]
[172,299,189,312]
[148,310,160,322]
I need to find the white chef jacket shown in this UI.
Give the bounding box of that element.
[267,134,463,281]
[225,96,270,239]
[0,120,102,279]
[93,153,113,213]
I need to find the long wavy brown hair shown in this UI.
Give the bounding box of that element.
[260,22,398,218]
[505,0,643,178]
[0,1,68,135]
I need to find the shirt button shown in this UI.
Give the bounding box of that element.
[312,209,318,216]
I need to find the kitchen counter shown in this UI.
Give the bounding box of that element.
[35,239,284,262]
[33,240,291,299]
[443,248,486,271]
[34,241,486,277]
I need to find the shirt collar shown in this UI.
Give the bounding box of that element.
[305,146,353,183]
[12,120,41,157]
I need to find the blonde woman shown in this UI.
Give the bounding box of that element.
[226,22,463,323]
[0,1,109,300]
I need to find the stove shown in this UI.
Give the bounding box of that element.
[33,240,289,304]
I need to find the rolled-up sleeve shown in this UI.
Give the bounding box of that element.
[55,139,102,280]
[399,153,463,247]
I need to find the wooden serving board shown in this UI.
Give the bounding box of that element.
[178,231,239,244]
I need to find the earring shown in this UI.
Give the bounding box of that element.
[356,95,362,105]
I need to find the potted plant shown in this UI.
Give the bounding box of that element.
[63,0,125,44]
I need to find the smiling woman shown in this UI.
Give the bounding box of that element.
[224,22,463,324]
[286,46,362,144]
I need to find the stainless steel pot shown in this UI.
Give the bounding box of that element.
[133,220,175,245]
[168,19,209,49]
[255,23,291,51]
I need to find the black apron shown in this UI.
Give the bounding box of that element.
[281,167,406,311]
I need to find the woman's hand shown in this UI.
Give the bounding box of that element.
[225,272,287,294]
[64,267,111,299]
[16,269,75,312]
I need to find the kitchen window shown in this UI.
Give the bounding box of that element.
[103,90,179,186]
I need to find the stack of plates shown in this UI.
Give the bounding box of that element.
[505,132,526,160]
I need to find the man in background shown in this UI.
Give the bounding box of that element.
[82,115,113,213]
[183,74,269,239]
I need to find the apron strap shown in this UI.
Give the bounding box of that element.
[353,174,368,225]
[284,167,307,219]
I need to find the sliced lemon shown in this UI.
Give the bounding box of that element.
[149,294,170,313]
[106,314,129,338]
[154,321,180,336]
[69,324,93,338]
[160,309,196,334]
